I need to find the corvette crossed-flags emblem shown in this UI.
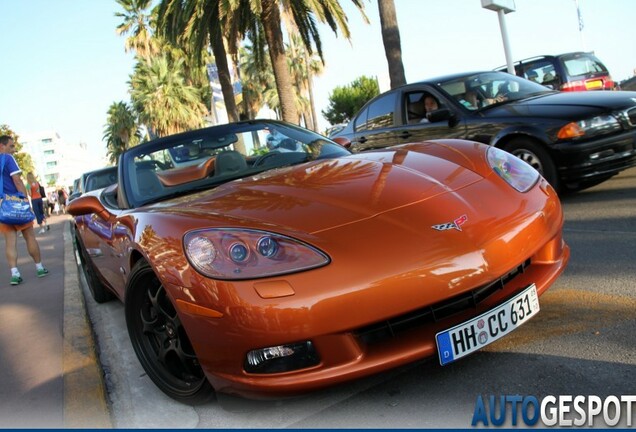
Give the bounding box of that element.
[431,215,468,231]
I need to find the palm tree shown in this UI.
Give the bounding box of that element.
[155,0,367,125]
[129,55,208,137]
[115,0,157,60]
[103,101,141,164]
[378,0,406,88]
[239,44,277,119]
[156,0,240,123]
[285,33,324,130]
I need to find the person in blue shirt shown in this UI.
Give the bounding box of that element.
[0,135,49,285]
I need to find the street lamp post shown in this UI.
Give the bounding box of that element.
[481,0,516,75]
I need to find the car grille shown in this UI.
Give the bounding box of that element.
[354,259,531,346]
[626,107,636,127]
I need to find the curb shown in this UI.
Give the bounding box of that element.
[62,221,113,428]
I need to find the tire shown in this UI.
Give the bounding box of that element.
[125,260,215,405]
[503,138,559,191]
[75,234,114,303]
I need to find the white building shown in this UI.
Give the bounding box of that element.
[19,130,97,190]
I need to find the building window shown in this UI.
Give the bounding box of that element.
[44,150,55,155]
[46,161,58,168]
[42,138,53,144]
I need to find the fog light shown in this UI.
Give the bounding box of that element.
[589,149,614,160]
[244,341,320,374]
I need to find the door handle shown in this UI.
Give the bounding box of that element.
[399,131,412,139]
[358,136,368,143]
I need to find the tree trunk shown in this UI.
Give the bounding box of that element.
[378,0,406,89]
[304,51,318,131]
[261,0,299,124]
[210,28,240,123]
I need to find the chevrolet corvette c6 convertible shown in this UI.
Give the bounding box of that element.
[68,119,569,403]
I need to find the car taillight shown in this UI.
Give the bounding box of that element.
[561,80,587,92]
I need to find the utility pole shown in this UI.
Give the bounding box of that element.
[481,0,516,75]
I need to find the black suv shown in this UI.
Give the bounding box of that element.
[496,52,616,91]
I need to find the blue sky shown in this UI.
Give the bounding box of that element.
[1,0,635,166]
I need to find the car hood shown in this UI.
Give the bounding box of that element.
[485,90,636,118]
[153,147,484,234]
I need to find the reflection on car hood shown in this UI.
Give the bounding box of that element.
[154,148,483,234]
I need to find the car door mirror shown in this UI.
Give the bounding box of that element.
[67,195,112,221]
[427,108,452,123]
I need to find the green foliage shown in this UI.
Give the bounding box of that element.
[321,75,379,125]
[103,101,141,165]
[0,124,35,177]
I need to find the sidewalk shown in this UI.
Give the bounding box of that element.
[0,214,111,428]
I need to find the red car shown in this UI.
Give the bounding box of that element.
[69,120,569,403]
[497,51,616,91]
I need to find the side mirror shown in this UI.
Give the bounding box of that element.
[67,195,111,221]
[332,137,351,149]
[427,108,453,123]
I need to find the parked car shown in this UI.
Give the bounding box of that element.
[332,71,636,192]
[496,52,616,91]
[68,166,118,202]
[68,119,569,402]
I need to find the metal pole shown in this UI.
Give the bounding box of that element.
[497,9,515,74]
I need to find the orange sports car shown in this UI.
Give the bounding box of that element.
[69,119,569,404]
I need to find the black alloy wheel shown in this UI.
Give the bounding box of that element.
[125,260,215,405]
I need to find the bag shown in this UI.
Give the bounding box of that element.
[0,155,35,225]
[39,184,46,198]
[0,193,35,225]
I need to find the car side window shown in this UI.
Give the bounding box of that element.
[365,92,397,131]
[405,91,443,124]
[354,106,369,133]
[521,59,557,87]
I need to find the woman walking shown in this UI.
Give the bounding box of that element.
[26,172,50,233]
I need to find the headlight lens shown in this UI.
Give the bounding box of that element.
[487,147,539,193]
[557,115,621,140]
[184,228,329,280]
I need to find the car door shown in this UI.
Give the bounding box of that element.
[75,190,130,298]
[396,86,468,144]
[349,90,401,152]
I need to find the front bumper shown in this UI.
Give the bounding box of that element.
[177,234,570,399]
[552,129,636,184]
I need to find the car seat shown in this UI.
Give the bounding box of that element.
[136,169,164,197]
[214,151,247,177]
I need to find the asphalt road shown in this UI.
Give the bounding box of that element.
[81,166,636,428]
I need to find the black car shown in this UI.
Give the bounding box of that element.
[68,166,118,202]
[332,71,636,192]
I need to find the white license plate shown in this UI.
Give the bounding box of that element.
[436,284,539,366]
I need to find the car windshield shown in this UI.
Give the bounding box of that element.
[436,71,553,111]
[562,54,608,76]
[120,121,350,208]
[85,168,118,192]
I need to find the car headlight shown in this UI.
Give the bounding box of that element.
[184,228,330,280]
[557,115,621,140]
[487,146,539,193]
